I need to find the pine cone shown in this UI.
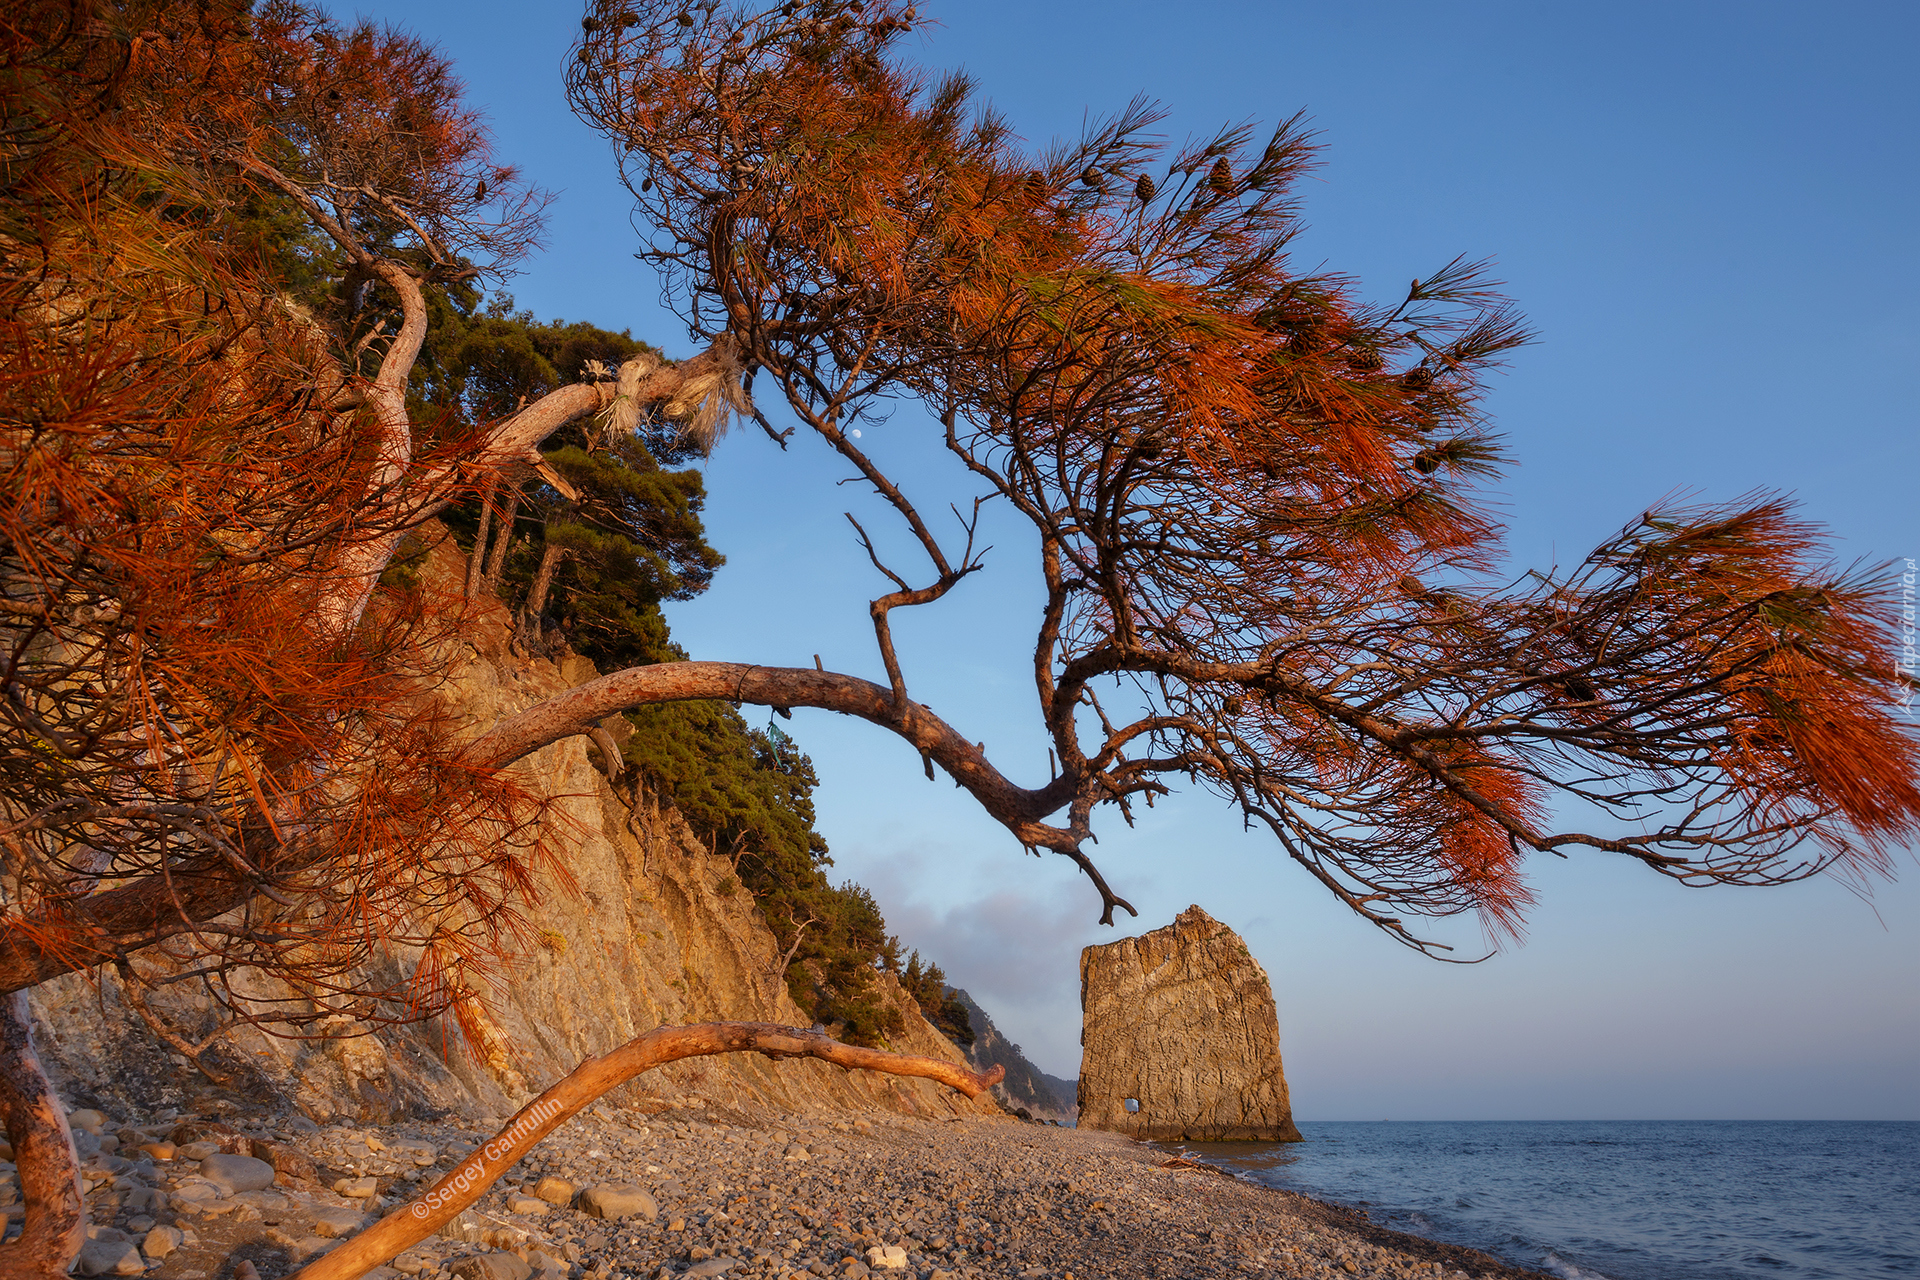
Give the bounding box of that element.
[1134,174,1157,202]
[1208,157,1232,195]
[1403,366,1434,392]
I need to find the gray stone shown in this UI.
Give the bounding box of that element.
[1078,905,1302,1142]
[123,1185,166,1213]
[335,1175,380,1198]
[288,1236,338,1261]
[531,1175,575,1205]
[311,1206,369,1238]
[199,1152,276,1194]
[67,1109,108,1136]
[176,1140,220,1161]
[74,1237,144,1276]
[142,1226,184,1260]
[576,1183,656,1221]
[452,1251,534,1280]
[230,1189,291,1221]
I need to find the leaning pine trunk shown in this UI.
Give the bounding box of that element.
[0,992,86,1279]
[465,474,500,601]
[289,1022,1003,1280]
[515,540,567,651]
[482,479,522,588]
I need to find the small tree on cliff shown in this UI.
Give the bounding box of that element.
[4,0,1919,1273]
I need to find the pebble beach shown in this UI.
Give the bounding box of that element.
[16,1099,1553,1280]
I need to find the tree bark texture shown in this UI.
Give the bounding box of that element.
[0,993,85,1279]
[462,661,1075,843]
[288,1022,1003,1280]
[516,540,568,649]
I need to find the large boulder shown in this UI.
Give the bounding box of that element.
[1078,904,1302,1141]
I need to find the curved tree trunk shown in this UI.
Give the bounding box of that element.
[515,540,568,652]
[465,473,499,601]
[0,992,85,1278]
[289,1021,1003,1280]
[482,479,523,589]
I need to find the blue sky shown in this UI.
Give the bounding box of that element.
[370,0,1919,1119]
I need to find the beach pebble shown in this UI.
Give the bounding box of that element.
[505,1193,550,1215]
[142,1225,184,1260]
[335,1175,380,1198]
[577,1183,656,1220]
[452,1251,532,1280]
[532,1175,576,1205]
[863,1246,907,1270]
[67,1109,109,1136]
[686,1261,737,1278]
[75,1234,144,1276]
[311,1207,369,1238]
[200,1153,275,1194]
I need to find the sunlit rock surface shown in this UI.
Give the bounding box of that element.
[1078,904,1302,1142]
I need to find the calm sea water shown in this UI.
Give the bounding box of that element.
[1168,1121,1918,1280]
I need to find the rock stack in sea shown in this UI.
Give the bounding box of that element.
[1077,905,1302,1142]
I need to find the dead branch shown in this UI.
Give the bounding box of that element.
[287,1022,1003,1280]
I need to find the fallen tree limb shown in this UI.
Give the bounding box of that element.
[288,1022,1005,1280]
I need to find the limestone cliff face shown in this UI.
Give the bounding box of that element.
[28,537,997,1127]
[1077,905,1301,1142]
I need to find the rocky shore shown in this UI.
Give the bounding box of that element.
[4,1098,1550,1280]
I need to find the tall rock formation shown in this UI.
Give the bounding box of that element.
[1078,905,1301,1142]
[25,534,998,1128]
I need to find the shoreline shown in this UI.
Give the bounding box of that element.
[109,1102,1552,1280]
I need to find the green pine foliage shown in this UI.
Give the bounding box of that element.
[901,951,975,1046]
[410,294,963,1052]
[217,139,974,1054]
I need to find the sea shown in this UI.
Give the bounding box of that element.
[1163,1120,1918,1280]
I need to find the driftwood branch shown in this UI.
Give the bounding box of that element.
[288,1022,1003,1280]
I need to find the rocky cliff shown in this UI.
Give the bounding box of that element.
[1077,905,1301,1142]
[948,989,1075,1122]
[26,534,998,1129]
